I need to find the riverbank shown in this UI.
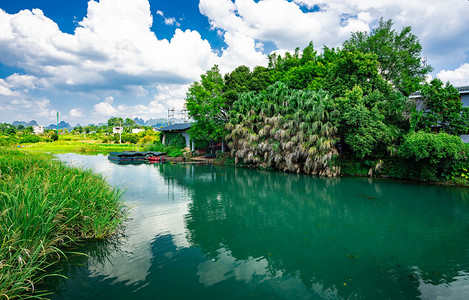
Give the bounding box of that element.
[0,148,126,299]
[20,140,143,153]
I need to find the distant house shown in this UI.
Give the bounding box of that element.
[410,85,469,107]
[32,126,44,134]
[159,123,193,150]
[132,128,145,134]
[113,127,123,134]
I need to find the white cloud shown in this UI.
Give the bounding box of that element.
[1,0,468,125]
[437,64,469,87]
[93,99,118,117]
[0,79,19,96]
[199,0,469,72]
[69,108,84,118]
[164,17,179,26]
[0,0,218,94]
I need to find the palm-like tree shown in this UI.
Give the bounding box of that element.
[226,82,340,176]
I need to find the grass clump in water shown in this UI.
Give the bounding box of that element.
[0,148,125,299]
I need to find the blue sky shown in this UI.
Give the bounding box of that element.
[0,0,468,126]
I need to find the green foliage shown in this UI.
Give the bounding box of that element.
[164,132,187,148]
[144,142,184,157]
[416,78,469,135]
[50,133,59,141]
[397,132,467,181]
[0,148,125,299]
[0,135,19,146]
[268,43,332,90]
[186,65,229,144]
[107,117,124,127]
[19,134,42,144]
[323,49,387,98]
[343,18,432,96]
[399,132,466,163]
[333,86,401,159]
[443,161,469,184]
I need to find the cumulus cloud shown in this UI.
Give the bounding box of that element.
[0,0,218,93]
[437,64,469,87]
[69,108,84,118]
[199,0,469,71]
[0,0,468,125]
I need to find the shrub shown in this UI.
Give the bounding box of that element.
[164,132,187,149]
[51,133,59,141]
[19,134,42,144]
[397,132,467,181]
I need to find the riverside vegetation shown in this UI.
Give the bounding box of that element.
[185,19,469,184]
[0,148,125,299]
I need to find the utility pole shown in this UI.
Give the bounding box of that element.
[179,107,188,123]
[119,120,122,144]
[56,112,59,135]
[168,107,175,125]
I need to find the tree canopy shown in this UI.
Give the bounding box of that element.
[184,18,468,182]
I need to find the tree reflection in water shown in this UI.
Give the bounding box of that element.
[157,164,469,299]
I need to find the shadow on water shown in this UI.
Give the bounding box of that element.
[41,155,469,299]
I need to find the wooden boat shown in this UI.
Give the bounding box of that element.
[108,151,165,162]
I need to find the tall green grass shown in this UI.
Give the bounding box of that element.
[0,148,125,299]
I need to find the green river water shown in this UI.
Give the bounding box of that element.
[43,153,469,299]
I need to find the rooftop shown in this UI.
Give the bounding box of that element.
[159,122,193,132]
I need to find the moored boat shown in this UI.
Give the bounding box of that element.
[108,151,165,163]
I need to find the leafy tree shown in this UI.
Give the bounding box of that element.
[7,127,16,135]
[107,117,123,127]
[323,49,388,98]
[224,65,273,105]
[224,65,252,105]
[186,65,228,144]
[124,118,136,132]
[333,86,399,159]
[416,79,469,135]
[343,18,432,96]
[268,43,328,90]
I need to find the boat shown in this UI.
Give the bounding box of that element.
[108,151,166,163]
[148,155,165,163]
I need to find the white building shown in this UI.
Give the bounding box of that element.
[132,128,145,134]
[113,127,123,134]
[32,126,44,134]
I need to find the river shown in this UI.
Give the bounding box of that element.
[42,153,469,299]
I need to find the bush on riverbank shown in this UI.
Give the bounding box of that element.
[0,148,125,299]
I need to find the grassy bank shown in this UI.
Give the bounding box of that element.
[0,148,125,299]
[20,140,143,153]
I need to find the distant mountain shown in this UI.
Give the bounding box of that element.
[12,121,28,127]
[133,117,145,126]
[74,123,81,128]
[12,120,39,127]
[46,121,72,131]
[145,118,166,127]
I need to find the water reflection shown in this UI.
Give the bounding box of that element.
[45,155,469,299]
[158,164,469,299]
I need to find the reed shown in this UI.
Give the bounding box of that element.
[0,148,125,299]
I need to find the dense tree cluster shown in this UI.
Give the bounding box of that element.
[186,19,468,181]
